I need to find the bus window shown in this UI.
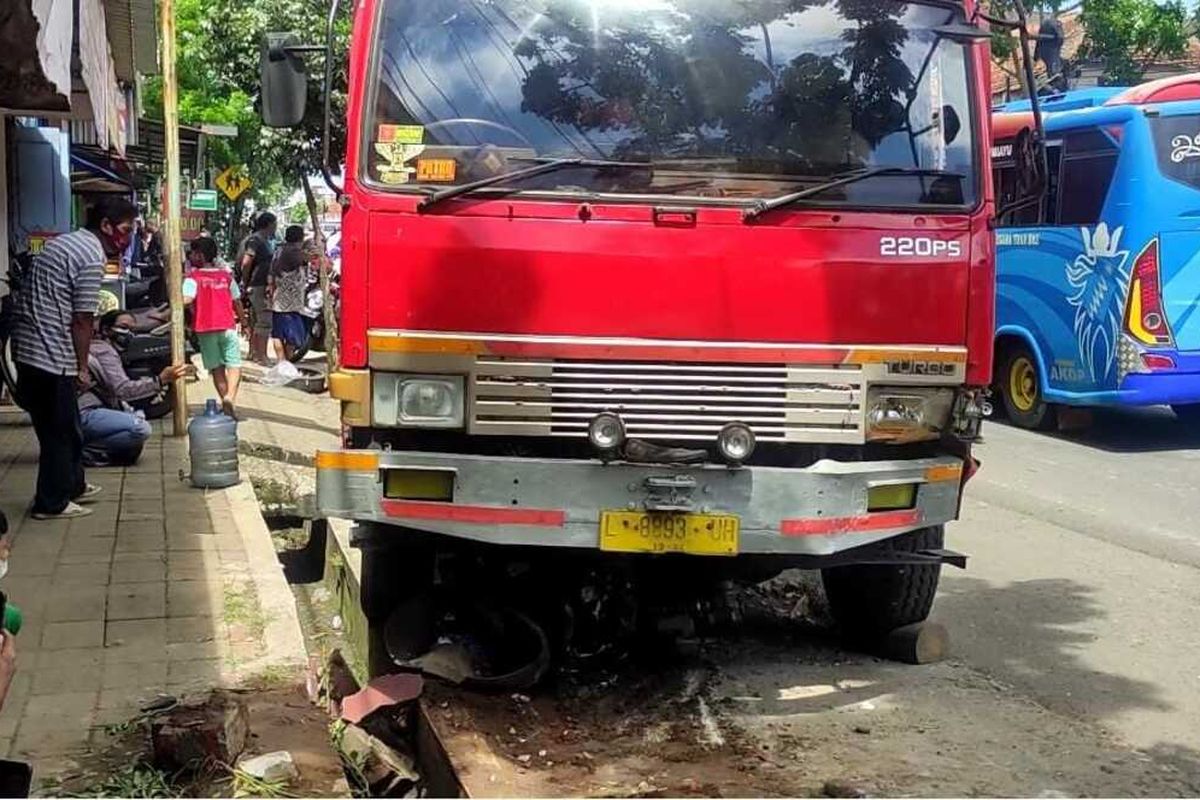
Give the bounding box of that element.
[1043,143,1062,224]
[1057,129,1120,225]
[994,161,1040,226]
[1150,114,1200,189]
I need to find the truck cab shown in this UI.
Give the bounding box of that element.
[263,0,1005,652]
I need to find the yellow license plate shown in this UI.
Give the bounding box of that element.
[599,511,739,556]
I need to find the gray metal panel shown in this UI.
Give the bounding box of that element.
[101,0,157,81]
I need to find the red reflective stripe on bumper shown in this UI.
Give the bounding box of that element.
[780,509,921,536]
[381,500,566,527]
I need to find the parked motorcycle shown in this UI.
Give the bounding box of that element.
[0,253,29,402]
[118,305,196,420]
[290,268,339,363]
[0,252,191,419]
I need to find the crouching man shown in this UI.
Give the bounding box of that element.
[77,310,190,467]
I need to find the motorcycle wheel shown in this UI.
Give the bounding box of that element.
[139,385,175,421]
[288,318,324,363]
[0,335,17,403]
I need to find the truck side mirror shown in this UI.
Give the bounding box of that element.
[260,32,308,128]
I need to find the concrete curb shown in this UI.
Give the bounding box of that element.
[239,439,316,468]
[224,479,309,670]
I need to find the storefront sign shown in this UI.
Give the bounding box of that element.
[189,190,219,211]
[180,209,207,241]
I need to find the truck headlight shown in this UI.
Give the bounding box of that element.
[866,387,955,442]
[396,376,465,428]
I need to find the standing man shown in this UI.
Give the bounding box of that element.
[239,212,277,365]
[12,196,138,520]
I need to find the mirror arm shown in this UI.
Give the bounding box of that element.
[976,12,1019,30]
[996,192,1041,221]
[321,0,344,198]
[1010,0,1048,203]
[268,43,325,62]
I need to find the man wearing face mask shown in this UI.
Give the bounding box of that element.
[77,311,191,467]
[11,196,138,520]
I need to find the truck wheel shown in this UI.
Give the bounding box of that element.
[358,525,434,676]
[998,344,1056,430]
[821,526,943,640]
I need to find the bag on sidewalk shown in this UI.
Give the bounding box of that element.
[260,360,302,387]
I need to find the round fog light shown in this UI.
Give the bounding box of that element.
[717,422,756,464]
[588,412,626,451]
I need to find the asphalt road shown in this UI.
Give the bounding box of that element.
[938,407,1200,773]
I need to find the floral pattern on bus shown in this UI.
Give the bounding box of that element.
[1066,223,1131,384]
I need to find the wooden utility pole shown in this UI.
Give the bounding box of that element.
[301,174,339,374]
[160,0,187,435]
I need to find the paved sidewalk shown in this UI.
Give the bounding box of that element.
[0,402,307,781]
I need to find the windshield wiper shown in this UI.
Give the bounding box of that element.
[416,158,650,211]
[741,167,965,222]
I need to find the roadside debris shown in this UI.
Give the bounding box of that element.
[149,691,249,773]
[340,673,425,725]
[237,750,299,784]
[823,779,869,798]
[338,722,420,796]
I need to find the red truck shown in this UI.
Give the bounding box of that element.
[261,0,1041,660]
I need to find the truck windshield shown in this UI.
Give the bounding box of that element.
[364,0,977,208]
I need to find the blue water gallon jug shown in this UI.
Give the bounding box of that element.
[188,399,239,489]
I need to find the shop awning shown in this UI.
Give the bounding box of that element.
[70,147,142,194]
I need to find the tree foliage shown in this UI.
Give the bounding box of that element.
[143,0,350,223]
[1079,0,1188,85]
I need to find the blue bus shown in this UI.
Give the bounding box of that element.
[991,75,1200,428]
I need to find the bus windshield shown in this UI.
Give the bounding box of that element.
[364,0,977,208]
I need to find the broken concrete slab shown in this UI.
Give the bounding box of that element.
[238,750,299,784]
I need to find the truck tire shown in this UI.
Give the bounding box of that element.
[997,343,1056,430]
[821,526,943,640]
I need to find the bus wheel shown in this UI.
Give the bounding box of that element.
[1171,404,1200,425]
[998,345,1056,430]
[821,526,943,641]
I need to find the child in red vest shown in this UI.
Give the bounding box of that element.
[183,237,245,418]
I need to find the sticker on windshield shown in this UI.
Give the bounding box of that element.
[373,142,425,184]
[378,124,425,144]
[416,159,457,182]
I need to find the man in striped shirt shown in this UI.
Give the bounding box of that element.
[13,197,138,520]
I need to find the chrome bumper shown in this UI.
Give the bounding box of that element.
[315,449,965,556]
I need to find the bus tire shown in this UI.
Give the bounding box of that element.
[821,526,943,640]
[1172,404,1200,425]
[998,343,1056,430]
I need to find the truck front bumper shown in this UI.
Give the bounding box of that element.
[315,449,966,557]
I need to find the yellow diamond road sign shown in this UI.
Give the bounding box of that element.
[215,166,252,201]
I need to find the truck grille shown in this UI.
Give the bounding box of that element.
[470,358,865,443]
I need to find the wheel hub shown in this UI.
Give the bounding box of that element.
[1009,356,1038,413]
